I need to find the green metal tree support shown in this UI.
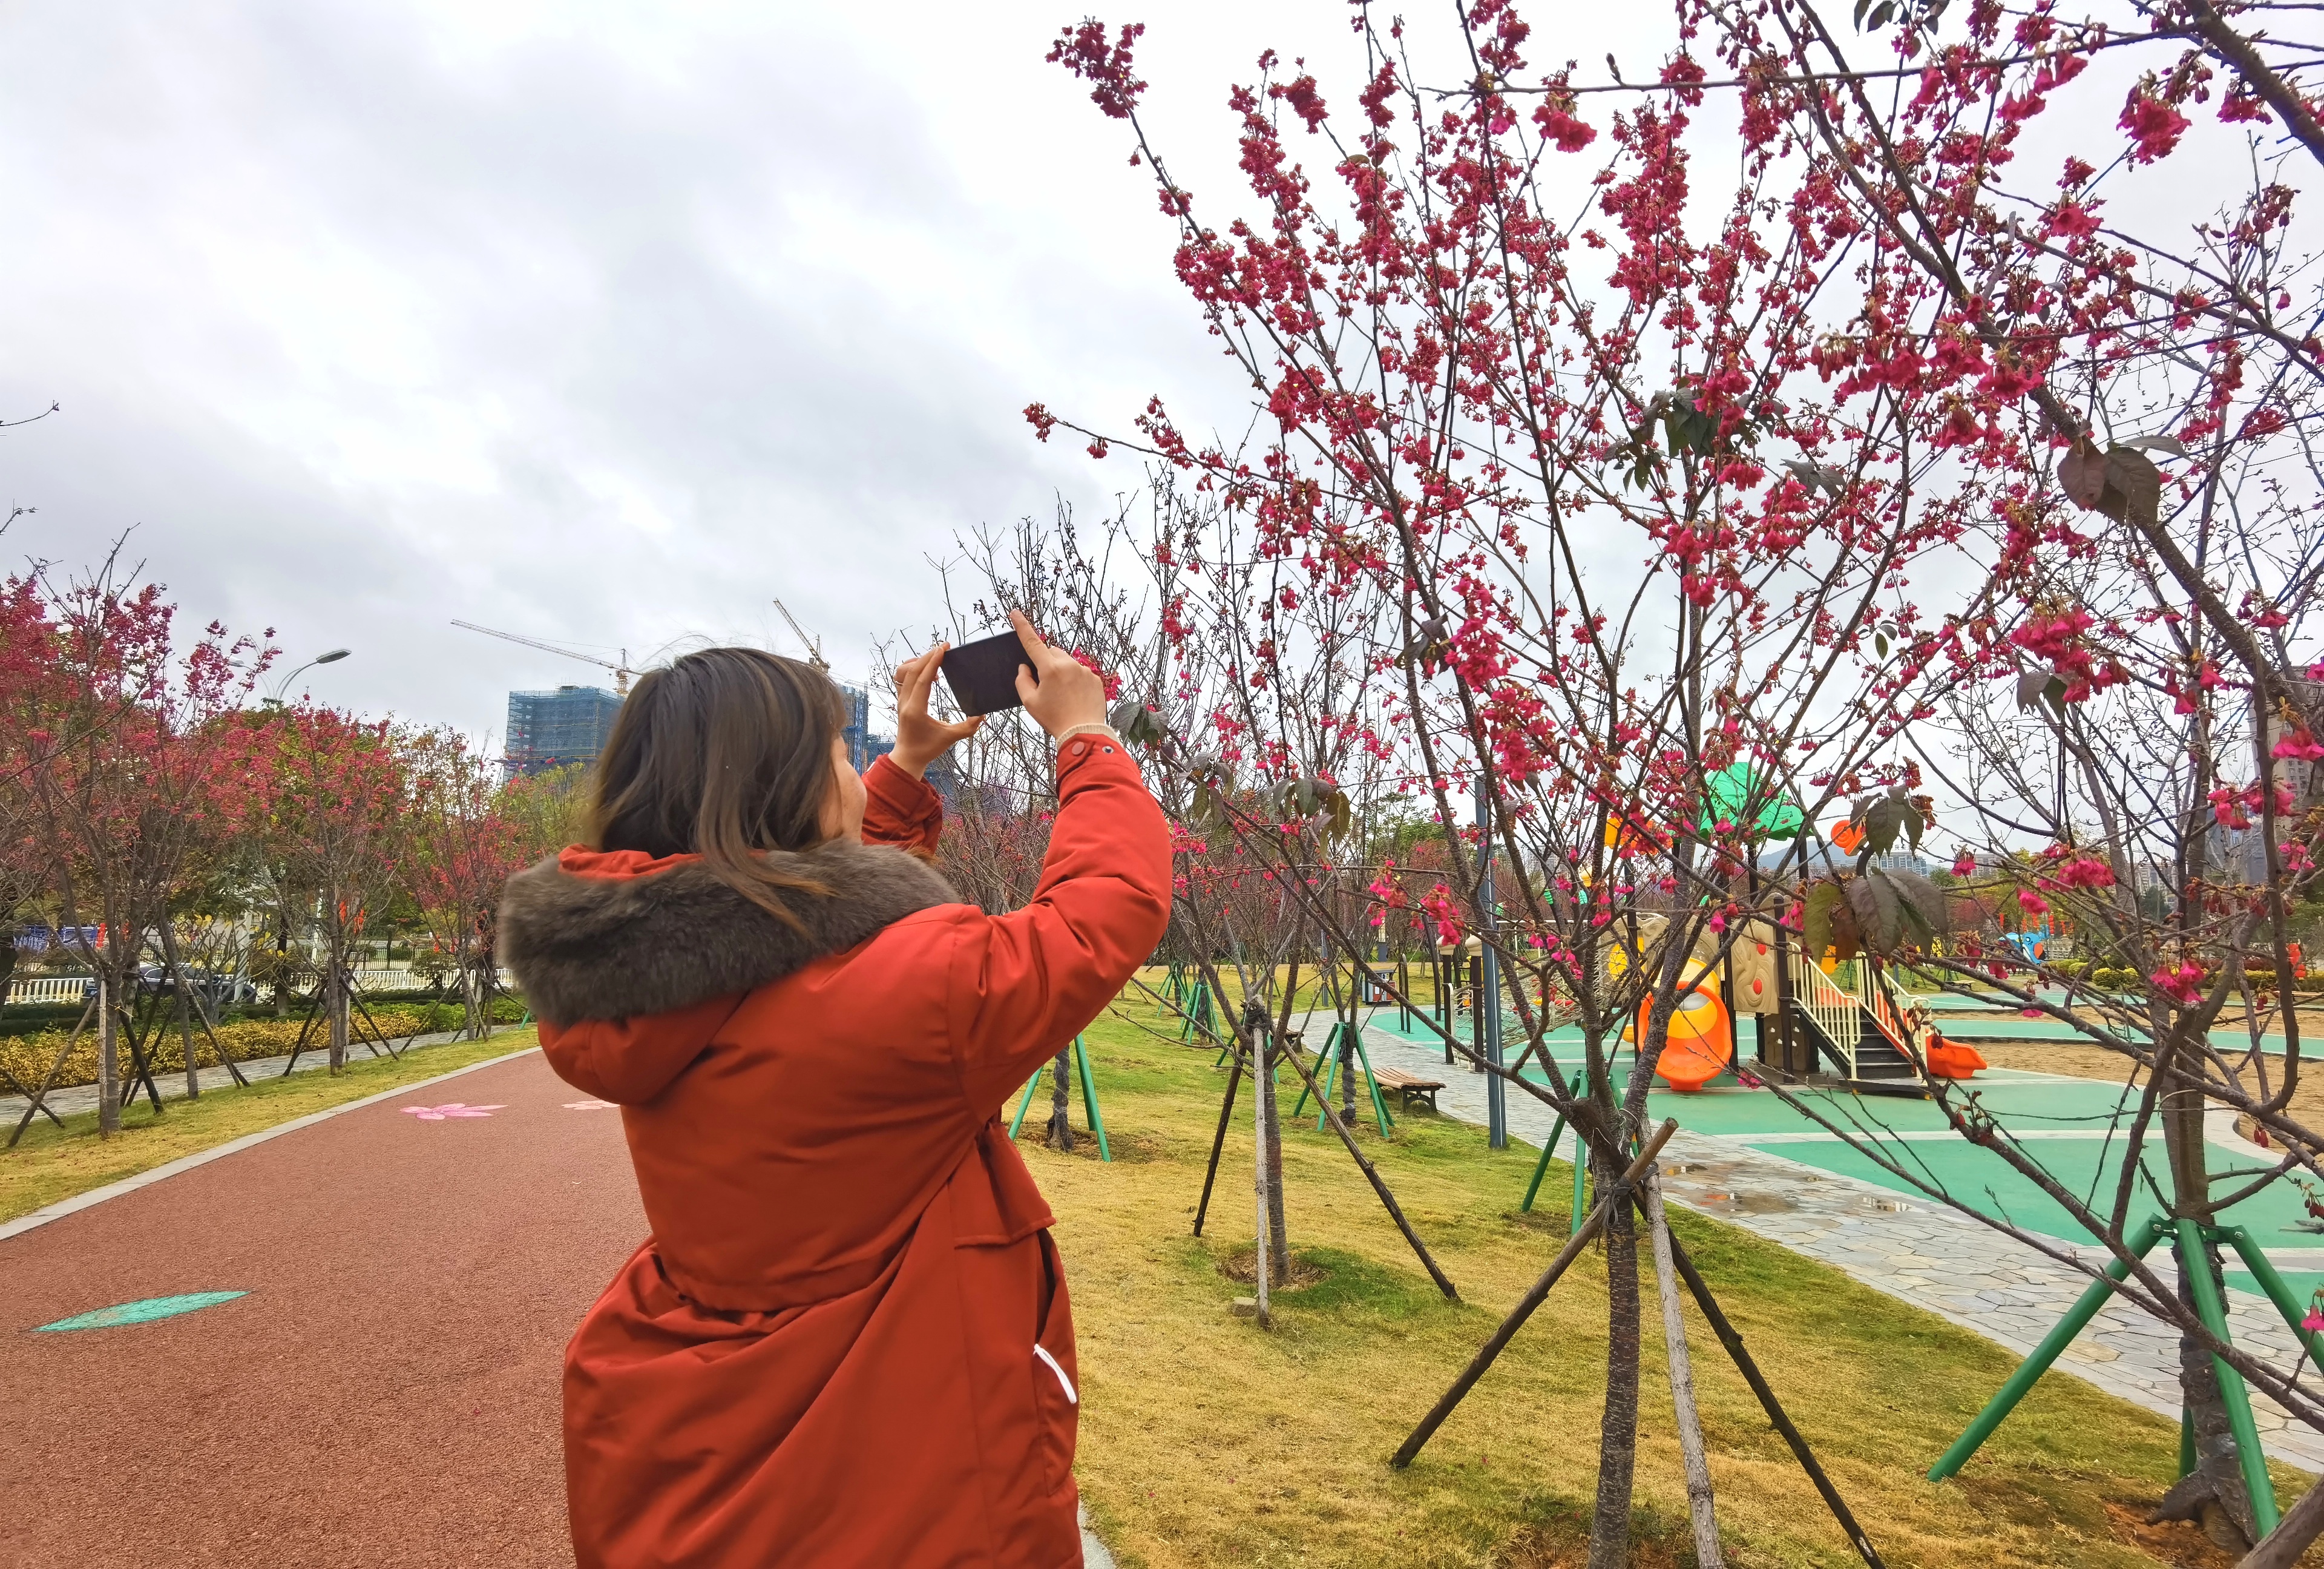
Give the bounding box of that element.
[1928,1215,2322,1536]
[1007,1034,1112,1161]
[1290,1019,1394,1137]
[1520,1074,1584,1214]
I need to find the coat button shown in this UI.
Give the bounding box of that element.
[1071,742,1087,756]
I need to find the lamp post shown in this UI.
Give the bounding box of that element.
[264,648,351,705]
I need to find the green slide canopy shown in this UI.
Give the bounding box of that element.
[1700,760,1804,840]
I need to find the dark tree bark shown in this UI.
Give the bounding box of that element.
[1590,1150,1644,1569]
[2153,1246,2259,1550]
[1045,1049,1074,1153]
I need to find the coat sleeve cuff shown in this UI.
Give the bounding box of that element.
[862,754,943,850]
[1053,733,1141,795]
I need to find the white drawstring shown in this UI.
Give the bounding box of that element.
[1032,1344,1078,1406]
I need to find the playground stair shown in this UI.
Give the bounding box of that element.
[1784,951,1926,1097]
[1842,1021,1921,1087]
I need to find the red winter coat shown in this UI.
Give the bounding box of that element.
[497,741,1169,1568]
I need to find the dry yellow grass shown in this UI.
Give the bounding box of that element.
[1037,1005,2320,1568]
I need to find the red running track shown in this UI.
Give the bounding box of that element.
[0,1050,640,1568]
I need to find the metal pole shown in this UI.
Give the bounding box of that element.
[1476,774,1506,1149]
[1072,1035,1112,1162]
[1928,1215,2163,1479]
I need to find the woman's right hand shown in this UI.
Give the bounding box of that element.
[1009,610,1108,741]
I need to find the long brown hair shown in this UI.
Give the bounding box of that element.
[588,648,848,927]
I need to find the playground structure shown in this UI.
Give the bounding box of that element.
[1404,917,1973,1100]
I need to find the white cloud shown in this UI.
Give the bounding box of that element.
[0,0,1684,741]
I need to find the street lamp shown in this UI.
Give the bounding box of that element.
[265,647,352,705]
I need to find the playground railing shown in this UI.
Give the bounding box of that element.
[1789,950,1859,1077]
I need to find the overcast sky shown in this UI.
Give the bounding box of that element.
[0,1,1707,746]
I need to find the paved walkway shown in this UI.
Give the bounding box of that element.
[1337,1015,2324,1472]
[0,1046,1118,1568]
[1,1027,510,1123]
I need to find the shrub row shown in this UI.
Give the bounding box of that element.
[0,996,527,1094]
[2076,964,2324,995]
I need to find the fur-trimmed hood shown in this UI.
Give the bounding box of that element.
[498,841,959,1029]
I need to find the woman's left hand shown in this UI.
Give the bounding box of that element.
[888,644,982,778]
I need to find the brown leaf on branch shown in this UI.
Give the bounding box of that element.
[2056,441,2165,530]
[2058,438,2108,509]
[2103,446,2162,529]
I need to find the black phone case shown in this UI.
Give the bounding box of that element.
[940,631,1034,717]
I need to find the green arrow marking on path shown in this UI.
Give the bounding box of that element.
[34,1292,248,1332]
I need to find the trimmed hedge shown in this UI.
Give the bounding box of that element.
[0,996,526,1094]
[2076,963,2324,995]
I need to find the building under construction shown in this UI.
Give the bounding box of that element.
[505,686,623,778]
[839,684,894,773]
[502,680,888,779]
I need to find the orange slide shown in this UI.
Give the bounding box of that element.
[1647,976,1734,1093]
[1923,1030,1987,1079]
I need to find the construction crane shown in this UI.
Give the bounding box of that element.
[771,599,829,673]
[451,620,638,696]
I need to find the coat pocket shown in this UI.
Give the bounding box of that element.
[1031,1229,1079,1496]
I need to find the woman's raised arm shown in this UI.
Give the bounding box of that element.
[944,736,1169,1114]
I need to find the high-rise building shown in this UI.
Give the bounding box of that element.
[506,685,624,777]
[838,683,894,772]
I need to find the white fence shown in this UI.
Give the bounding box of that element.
[8,969,511,1007]
[7,976,90,1006]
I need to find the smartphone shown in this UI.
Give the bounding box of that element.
[940,630,1035,717]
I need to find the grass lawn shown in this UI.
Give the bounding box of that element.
[1039,999,2318,1568]
[0,1029,538,1225]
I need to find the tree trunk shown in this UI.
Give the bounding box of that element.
[2151,1028,2256,1548]
[1590,972,1682,1567]
[2153,1249,2260,1549]
[327,947,349,1074]
[1590,1154,1644,1569]
[1647,1171,1723,1567]
[465,942,497,1041]
[1339,1019,1356,1128]
[1045,1050,1075,1153]
[1263,1030,1290,1280]
[1252,1037,1275,1329]
[97,967,120,1137]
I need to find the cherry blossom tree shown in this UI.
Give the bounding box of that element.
[401,727,525,1040]
[249,705,408,1073]
[12,547,273,1133]
[1031,0,2324,1555]
[1669,0,2324,1545]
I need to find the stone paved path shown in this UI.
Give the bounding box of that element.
[1329,1014,2324,1472]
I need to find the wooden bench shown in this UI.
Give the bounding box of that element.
[1371,1066,1445,1114]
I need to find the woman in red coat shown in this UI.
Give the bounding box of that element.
[498,613,1169,1568]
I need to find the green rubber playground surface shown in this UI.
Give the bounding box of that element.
[1367,1009,2324,1305]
